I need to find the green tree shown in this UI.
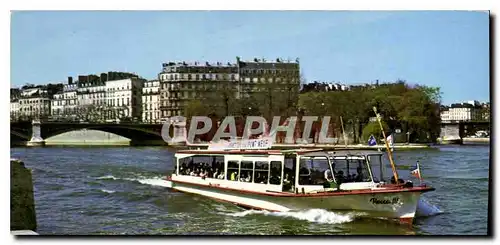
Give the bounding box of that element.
[361,121,389,143]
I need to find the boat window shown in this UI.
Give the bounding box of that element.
[240,161,253,183]
[254,161,269,184]
[227,161,240,181]
[178,156,193,176]
[367,155,384,182]
[298,157,329,185]
[192,155,212,177]
[331,156,372,183]
[269,161,282,185]
[283,155,296,191]
[210,156,225,179]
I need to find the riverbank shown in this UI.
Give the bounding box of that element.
[463,137,490,144]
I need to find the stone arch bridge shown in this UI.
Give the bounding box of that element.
[11,121,174,146]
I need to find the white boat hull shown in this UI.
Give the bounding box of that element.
[170,179,425,223]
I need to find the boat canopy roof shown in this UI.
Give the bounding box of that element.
[176,148,384,157]
[301,150,384,157]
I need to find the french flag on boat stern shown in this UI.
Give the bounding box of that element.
[410,162,423,180]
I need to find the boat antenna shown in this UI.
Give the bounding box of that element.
[372,107,400,183]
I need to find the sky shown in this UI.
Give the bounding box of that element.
[10,11,489,105]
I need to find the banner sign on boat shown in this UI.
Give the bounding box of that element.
[208,137,273,150]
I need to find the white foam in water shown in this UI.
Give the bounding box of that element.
[100,189,116,194]
[135,177,172,188]
[416,198,443,217]
[96,175,118,180]
[96,175,172,188]
[224,209,355,224]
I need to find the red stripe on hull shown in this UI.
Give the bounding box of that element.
[169,177,434,198]
[399,217,414,225]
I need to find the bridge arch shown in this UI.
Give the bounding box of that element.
[41,124,169,144]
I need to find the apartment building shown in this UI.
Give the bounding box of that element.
[10,99,20,120]
[75,75,107,121]
[440,102,482,122]
[18,88,51,119]
[158,61,239,117]
[142,80,161,123]
[62,77,78,119]
[158,57,300,117]
[10,88,21,120]
[105,78,144,120]
[236,57,300,98]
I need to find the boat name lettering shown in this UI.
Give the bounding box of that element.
[225,138,272,150]
[370,197,399,205]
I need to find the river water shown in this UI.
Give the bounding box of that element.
[10,145,490,235]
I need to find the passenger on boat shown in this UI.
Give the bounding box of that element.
[355,167,364,182]
[283,174,291,184]
[218,172,225,179]
[324,169,334,182]
[270,174,280,185]
[200,171,207,179]
[213,170,219,179]
[255,172,266,184]
[283,174,292,191]
[335,171,345,184]
[230,171,237,181]
[390,176,406,184]
[189,169,196,176]
[239,173,250,182]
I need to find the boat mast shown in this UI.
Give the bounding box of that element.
[340,116,347,147]
[372,107,400,183]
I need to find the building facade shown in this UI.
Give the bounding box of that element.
[10,88,21,120]
[51,92,65,118]
[18,88,51,119]
[10,100,20,121]
[142,80,161,123]
[158,57,300,117]
[62,78,78,120]
[105,78,144,121]
[158,61,239,117]
[440,103,482,122]
[236,57,300,99]
[76,75,107,121]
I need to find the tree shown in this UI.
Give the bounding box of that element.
[184,100,210,119]
[298,80,442,143]
[361,121,389,143]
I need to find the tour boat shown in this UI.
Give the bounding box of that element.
[166,147,435,224]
